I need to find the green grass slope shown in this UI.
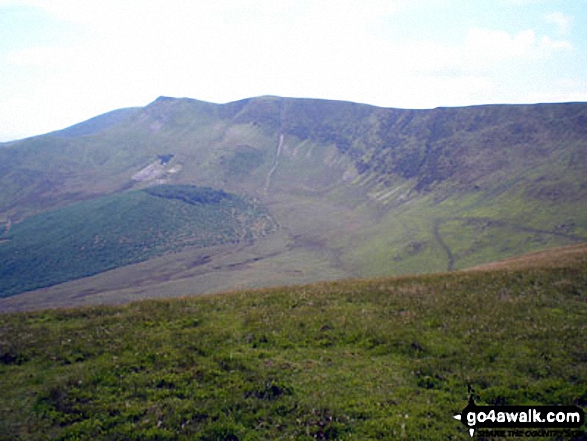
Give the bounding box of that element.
[0,185,275,298]
[0,244,585,440]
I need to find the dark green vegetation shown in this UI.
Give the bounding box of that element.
[144,185,233,205]
[0,96,586,308]
[1,244,586,440]
[0,185,275,298]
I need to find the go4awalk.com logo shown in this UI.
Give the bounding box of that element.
[454,394,585,438]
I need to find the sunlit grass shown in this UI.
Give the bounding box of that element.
[1,244,585,440]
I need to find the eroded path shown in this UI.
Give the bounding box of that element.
[264,133,284,195]
[434,219,455,271]
[433,216,586,272]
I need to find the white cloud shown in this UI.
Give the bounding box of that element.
[544,12,572,35]
[1,0,585,140]
[378,74,496,109]
[525,78,587,103]
[7,46,85,66]
[502,0,555,4]
[464,27,571,69]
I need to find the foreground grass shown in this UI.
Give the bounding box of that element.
[1,245,586,440]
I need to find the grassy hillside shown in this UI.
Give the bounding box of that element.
[0,185,275,298]
[50,107,138,138]
[0,96,586,307]
[0,244,585,440]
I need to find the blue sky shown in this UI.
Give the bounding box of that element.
[1,0,586,141]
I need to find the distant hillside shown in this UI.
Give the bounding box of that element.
[0,96,586,307]
[0,243,585,439]
[0,185,275,298]
[50,107,138,138]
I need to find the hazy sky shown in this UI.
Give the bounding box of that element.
[1,0,586,141]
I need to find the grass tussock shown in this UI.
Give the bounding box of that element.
[0,244,586,440]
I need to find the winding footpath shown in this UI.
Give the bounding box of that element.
[434,218,455,271]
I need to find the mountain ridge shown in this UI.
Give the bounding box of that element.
[3,95,587,145]
[0,95,586,308]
